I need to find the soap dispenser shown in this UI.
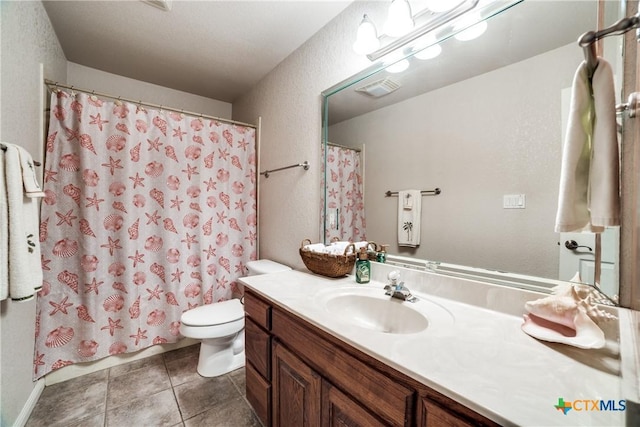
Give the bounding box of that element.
[377,244,388,263]
[355,247,370,284]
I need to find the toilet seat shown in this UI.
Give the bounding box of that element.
[181,299,244,326]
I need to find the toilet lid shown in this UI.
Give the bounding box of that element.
[181,299,244,326]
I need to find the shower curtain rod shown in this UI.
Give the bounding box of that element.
[43,79,257,129]
[327,141,361,152]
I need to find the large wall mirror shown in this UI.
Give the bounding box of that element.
[322,0,626,298]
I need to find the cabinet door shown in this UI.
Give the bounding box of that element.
[245,317,271,379]
[322,379,389,427]
[420,398,474,427]
[272,341,321,427]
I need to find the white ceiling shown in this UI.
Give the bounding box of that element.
[43,0,353,103]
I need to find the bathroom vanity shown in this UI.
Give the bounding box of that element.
[240,267,636,426]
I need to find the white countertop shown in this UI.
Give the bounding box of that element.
[239,267,636,426]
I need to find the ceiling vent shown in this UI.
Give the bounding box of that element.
[142,0,172,11]
[355,78,401,98]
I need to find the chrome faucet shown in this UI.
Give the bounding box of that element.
[384,271,417,303]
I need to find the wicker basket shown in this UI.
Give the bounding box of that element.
[299,239,356,278]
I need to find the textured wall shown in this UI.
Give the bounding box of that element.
[328,43,582,279]
[232,1,381,269]
[0,1,67,425]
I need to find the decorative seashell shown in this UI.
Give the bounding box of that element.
[150,188,165,208]
[135,119,148,133]
[81,255,99,272]
[184,283,201,298]
[103,294,125,312]
[108,262,126,277]
[53,105,66,120]
[130,142,141,163]
[79,219,96,237]
[153,336,168,345]
[166,248,180,263]
[219,257,231,273]
[150,263,166,283]
[165,146,179,162]
[204,152,214,168]
[153,116,167,135]
[129,296,140,319]
[186,255,201,267]
[43,189,56,206]
[106,135,126,152]
[248,152,257,166]
[112,201,128,213]
[87,96,103,107]
[216,232,228,247]
[45,326,74,348]
[186,185,201,198]
[147,309,166,326]
[144,161,164,178]
[52,238,79,258]
[219,192,230,209]
[116,123,130,135]
[133,194,146,208]
[46,131,58,153]
[232,244,244,257]
[63,184,82,206]
[163,218,177,234]
[77,340,99,357]
[133,271,146,285]
[108,182,126,197]
[216,168,230,182]
[113,104,129,118]
[209,131,220,144]
[232,181,245,195]
[76,305,96,323]
[104,214,124,232]
[38,280,51,297]
[144,235,163,252]
[190,271,202,281]
[166,175,180,190]
[223,129,234,146]
[189,202,202,213]
[184,145,201,160]
[39,218,49,242]
[35,311,41,338]
[203,286,213,304]
[193,135,204,145]
[166,292,179,306]
[246,213,257,227]
[51,359,74,370]
[231,155,242,170]
[182,213,199,229]
[202,217,213,236]
[206,263,217,276]
[206,196,217,208]
[57,270,79,293]
[229,218,241,232]
[59,153,80,171]
[128,218,140,240]
[82,169,100,187]
[112,282,128,293]
[79,134,97,154]
[109,342,127,355]
[169,321,181,336]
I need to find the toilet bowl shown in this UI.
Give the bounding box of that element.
[179,259,291,377]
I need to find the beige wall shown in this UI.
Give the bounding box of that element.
[0,1,66,426]
[233,1,381,269]
[328,43,582,278]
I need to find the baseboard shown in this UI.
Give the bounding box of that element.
[13,378,45,427]
[44,338,198,386]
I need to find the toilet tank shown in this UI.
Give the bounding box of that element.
[246,260,291,276]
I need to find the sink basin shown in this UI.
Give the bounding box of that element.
[316,286,454,335]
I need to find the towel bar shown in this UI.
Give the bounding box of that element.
[385,188,441,197]
[260,161,309,178]
[0,146,41,166]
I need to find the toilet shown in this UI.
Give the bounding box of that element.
[179,259,291,377]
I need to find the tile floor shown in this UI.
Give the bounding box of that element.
[26,344,262,427]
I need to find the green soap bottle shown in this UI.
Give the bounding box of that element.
[355,248,370,284]
[377,244,388,263]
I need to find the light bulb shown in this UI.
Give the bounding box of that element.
[383,0,414,37]
[425,0,464,13]
[353,14,380,55]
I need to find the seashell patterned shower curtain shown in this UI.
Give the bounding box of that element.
[34,90,257,379]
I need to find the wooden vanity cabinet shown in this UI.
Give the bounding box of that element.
[244,290,498,427]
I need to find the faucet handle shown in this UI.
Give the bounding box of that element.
[387,270,400,282]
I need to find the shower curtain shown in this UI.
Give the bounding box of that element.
[323,144,365,243]
[34,90,257,379]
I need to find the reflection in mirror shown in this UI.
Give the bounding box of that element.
[323,0,625,298]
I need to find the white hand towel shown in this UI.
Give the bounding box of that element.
[555,59,620,233]
[16,145,45,198]
[0,148,8,300]
[398,190,421,247]
[1,142,43,301]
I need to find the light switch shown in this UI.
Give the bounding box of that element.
[503,194,525,209]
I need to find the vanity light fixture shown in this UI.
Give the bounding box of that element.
[383,0,415,37]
